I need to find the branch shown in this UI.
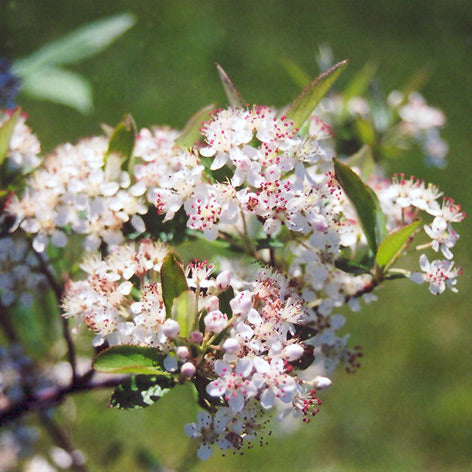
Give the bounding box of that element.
[0,370,123,425]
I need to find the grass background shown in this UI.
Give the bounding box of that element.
[1,1,471,471]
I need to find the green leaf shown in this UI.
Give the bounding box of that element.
[0,109,21,165]
[375,219,421,269]
[109,374,175,409]
[284,59,349,130]
[335,258,372,275]
[20,68,93,114]
[104,114,137,179]
[93,345,169,375]
[13,13,136,76]
[160,252,188,317]
[333,158,387,253]
[171,290,197,338]
[105,114,137,161]
[176,104,215,148]
[216,63,244,107]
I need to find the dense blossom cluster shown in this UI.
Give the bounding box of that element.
[1,66,465,462]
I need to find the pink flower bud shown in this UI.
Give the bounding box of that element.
[181,362,196,378]
[282,344,305,362]
[190,331,204,343]
[206,295,220,312]
[177,346,190,359]
[216,270,231,290]
[162,319,180,339]
[204,310,228,334]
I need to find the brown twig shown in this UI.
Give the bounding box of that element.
[0,369,123,426]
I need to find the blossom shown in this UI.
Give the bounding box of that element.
[410,254,461,295]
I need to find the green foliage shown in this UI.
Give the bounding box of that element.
[93,345,169,375]
[160,251,189,317]
[375,220,421,269]
[106,114,136,160]
[13,13,136,114]
[109,374,175,409]
[171,290,197,338]
[175,103,215,148]
[216,63,244,107]
[285,59,349,130]
[333,158,387,254]
[0,108,21,166]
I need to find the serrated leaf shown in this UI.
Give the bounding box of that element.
[0,108,21,165]
[175,103,215,148]
[335,258,372,275]
[93,345,168,375]
[375,219,421,269]
[161,252,188,317]
[109,374,175,409]
[334,158,387,253]
[216,64,243,107]
[20,68,93,114]
[13,13,136,76]
[171,290,197,338]
[285,59,349,130]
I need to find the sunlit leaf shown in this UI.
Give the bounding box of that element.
[20,68,93,114]
[171,290,197,338]
[175,103,215,148]
[93,345,169,375]
[0,108,21,165]
[216,63,244,107]
[13,13,136,76]
[109,374,175,409]
[285,59,349,130]
[376,219,421,269]
[334,158,387,253]
[160,251,188,317]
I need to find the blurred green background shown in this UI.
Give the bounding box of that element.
[2,1,471,471]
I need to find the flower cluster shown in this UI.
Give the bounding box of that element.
[0,110,41,172]
[318,86,449,168]
[2,61,466,462]
[63,240,348,459]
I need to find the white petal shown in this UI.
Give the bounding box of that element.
[260,388,275,409]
